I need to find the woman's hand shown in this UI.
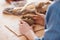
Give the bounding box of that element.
[19,20,32,35]
[33,14,45,26]
[19,20,37,40]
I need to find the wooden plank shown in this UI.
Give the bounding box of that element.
[0,25,20,40]
[0,14,22,36]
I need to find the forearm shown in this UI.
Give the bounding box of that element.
[25,30,37,40]
[26,35,41,40]
[25,30,42,40]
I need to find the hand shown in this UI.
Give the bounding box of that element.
[19,20,37,40]
[33,14,45,26]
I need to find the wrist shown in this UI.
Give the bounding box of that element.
[25,30,37,40]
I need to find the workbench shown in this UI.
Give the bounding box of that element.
[0,1,44,40]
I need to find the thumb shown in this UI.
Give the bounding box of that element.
[20,19,26,24]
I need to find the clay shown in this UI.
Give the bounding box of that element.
[35,2,51,14]
[21,15,35,26]
[35,29,44,37]
[3,1,51,15]
[3,8,14,15]
[3,7,23,15]
[19,36,28,40]
[3,7,36,16]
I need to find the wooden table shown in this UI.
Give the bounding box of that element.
[0,11,44,40]
[0,1,44,40]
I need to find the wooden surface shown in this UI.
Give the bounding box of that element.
[0,13,44,40]
[0,1,45,40]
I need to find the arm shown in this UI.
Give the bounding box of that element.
[19,5,52,40]
[20,2,60,40]
[35,2,60,40]
[43,2,60,40]
[19,20,38,40]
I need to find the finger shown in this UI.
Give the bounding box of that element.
[20,19,26,24]
[20,20,30,26]
[32,15,40,19]
[19,23,23,28]
[32,15,38,17]
[29,27,32,30]
[33,17,37,19]
[19,21,24,27]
